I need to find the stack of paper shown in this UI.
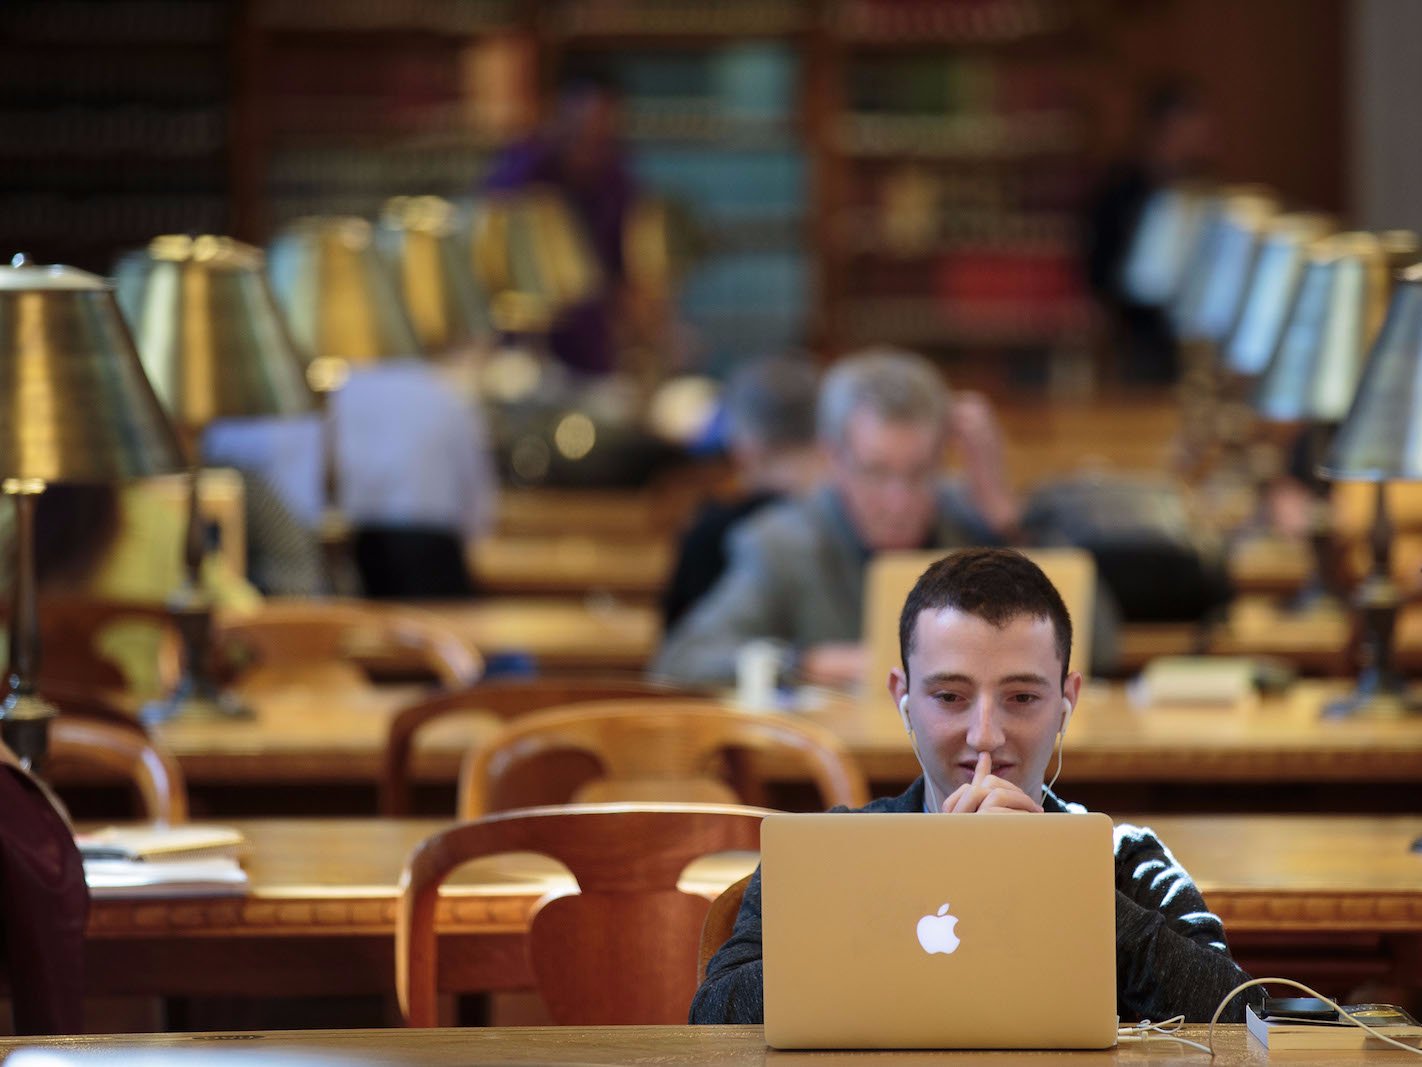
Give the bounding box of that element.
[83,858,249,899]
[78,825,250,899]
[1246,1004,1422,1050]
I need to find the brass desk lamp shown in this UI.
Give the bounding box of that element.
[1318,262,1422,717]
[0,256,184,769]
[114,235,315,723]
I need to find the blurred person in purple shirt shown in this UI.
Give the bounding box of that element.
[483,69,637,376]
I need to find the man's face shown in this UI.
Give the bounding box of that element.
[828,409,941,551]
[889,607,1082,806]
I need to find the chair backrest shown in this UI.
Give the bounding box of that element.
[863,547,1097,686]
[697,872,751,985]
[47,716,188,824]
[8,595,183,694]
[457,700,870,819]
[380,676,707,815]
[396,803,765,1026]
[216,599,481,690]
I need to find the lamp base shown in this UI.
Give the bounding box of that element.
[140,675,252,726]
[1323,684,1422,720]
[0,690,58,771]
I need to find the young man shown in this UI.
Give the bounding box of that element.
[691,548,1256,1025]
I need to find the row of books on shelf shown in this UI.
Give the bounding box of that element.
[835,0,1073,42]
[838,111,1078,159]
[849,56,1073,116]
[549,0,809,37]
[0,106,225,159]
[257,0,520,34]
[5,0,228,44]
[840,214,1078,258]
[247,0,1071,42]
[0,52,226,104]
[268,145,493,192]
[840,295,1089,348]
[1,193,229,244]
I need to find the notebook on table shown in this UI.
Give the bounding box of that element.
[760,812,1117,1050]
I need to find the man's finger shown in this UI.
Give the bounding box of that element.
[973,752,991,784]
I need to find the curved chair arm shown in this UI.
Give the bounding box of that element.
[697,872,752,985]
[50,716,188,824]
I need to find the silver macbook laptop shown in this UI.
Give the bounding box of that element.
[761,812,1117,1050]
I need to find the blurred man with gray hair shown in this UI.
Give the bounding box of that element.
[653,348,1018,689]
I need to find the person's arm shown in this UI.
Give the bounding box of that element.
[690,865,767,1024]
[1113,825,1263,1023]
[650,520,794,688]
[948,392,1020,540]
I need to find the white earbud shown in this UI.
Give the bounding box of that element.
[898,693,912,733]
[1046,698,1073,794]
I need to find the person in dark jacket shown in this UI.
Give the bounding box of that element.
[662,354,822,629]
[692,548,1258,1026]
[1082,81,1215,384]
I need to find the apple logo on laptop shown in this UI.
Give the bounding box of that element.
[916,903,961,955]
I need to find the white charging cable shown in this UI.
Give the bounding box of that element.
[1117,1014,1211,1054]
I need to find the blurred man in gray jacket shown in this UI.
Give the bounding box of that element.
[652,348,1018,689]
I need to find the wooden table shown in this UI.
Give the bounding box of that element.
[790,680,1422,802]
[8,1023,1402,1065]
[84,679,1422,818]
[2,1023,1412,1065]
[80,815,1422,999]
[402,598,660,674]
[469,537,672,601]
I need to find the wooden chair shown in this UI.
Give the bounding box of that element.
[396,803,764,1026]
[47,716,188,824]
[2,595,183,694]
[215,599,481,691]
[380,676,706,815]
[697,873,752,984]
[457,699,871,819]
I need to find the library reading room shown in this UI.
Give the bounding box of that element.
[2,0,1422,1063]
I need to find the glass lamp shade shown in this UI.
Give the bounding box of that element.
[1118,183,1209,307]
[113,235,314,432]
[1255,233,1391,426]
[266,216,423,381]
[0,260,184,483]
[1172,186,1278,343]
[374,196,491,354]
[1224,212,1335,377]
[1320,263,1422,481]
[470,187,603,335]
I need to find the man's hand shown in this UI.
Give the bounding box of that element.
[799,642,867,689]
[941,752,1043,814]
[950,392,1020,537]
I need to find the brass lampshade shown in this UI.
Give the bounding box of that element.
[0,262,184,484]
[0,258,185,768]
[375,196,491,354]
[1118,182,1209,307]
[471,187,602,336]
[1321,264,1422,482]
[115,235,315,432]
[1173,186,1278,344]
[1255,233,1391,425]
[1223,212,1335,378]
[267,216,422,390]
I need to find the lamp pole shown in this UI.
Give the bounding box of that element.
[0,479,57,771]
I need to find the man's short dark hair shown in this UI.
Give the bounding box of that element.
[898,548,1073,684]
